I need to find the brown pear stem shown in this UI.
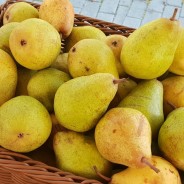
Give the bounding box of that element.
[170,8,178,21]
[113,78,128,85]
[167,101,176,110]
[141,157,160,173]
[93,166,111,182]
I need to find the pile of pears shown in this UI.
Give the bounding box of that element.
[1,0,184,183]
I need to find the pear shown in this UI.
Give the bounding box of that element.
[53,131,112,180]
[158,107,184,171]
[0,49,17,106]
[162,76,184,116]
[110,156,181,184]
[95,107,159,172]
[39,0,74,38]
[118,79,164,139]
[15,67,36,96]
[169,28,184,75]
[27,68,71,112]
[3,2,39,24]
[0,96,52,153]
[64,26,106,52]
[0,22,19,54]
[68,39,119,78]
[54,73,119,132]
[9,18,61,70]
[105,34,127,77]
[51,53,69,74]
[120,8,182,79]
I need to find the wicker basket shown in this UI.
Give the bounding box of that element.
[0,1,135,183]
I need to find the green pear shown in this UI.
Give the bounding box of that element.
[162,76,184,116]
[110,156,181,184]
[95,107,157,171]
[3,2,39,24]
[158,107,184,171]
[105,34,127,77]
[120,9,182,79]
[51,53,69,74]
[0,96,52,153]
[118,79,164,139]
[169,28,184,75]
[27,68,71,112]
[53,131,112,180]
[9,18,61,70]
[68,39,119,78]
[0,22,19,54]
[54,73,119,132]
[64,26,106,52]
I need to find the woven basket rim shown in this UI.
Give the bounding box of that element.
[0,0,135,183]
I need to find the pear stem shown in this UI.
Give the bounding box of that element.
[170,8,178,21]
[113,78,128,85]
[93,166,111,182]
[141,157,160,173]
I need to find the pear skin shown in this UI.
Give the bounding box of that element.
[68,39,119,78]
[118,79,164,139]
[110,156,181,184]
[53,131,112,180]
[39,0,74,38]
[120,9,182,79]
[54,73,119,132]
[3,2,39,24]
[64,26,106,52]
[95,107,153,169]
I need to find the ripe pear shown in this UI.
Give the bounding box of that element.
[3,2,39,24]
[27,68,71,112]
[95,107,158,172]
[0,22,19,54]
[39,0,74,38]
[162,76,184,116]
[110,156,181,184]
[54,73,119,132]
[51,53,69,74]
[169,28,184,75]
[9,18,61,70]
[15,67,36,96]
[158,107,184,171]
[64,26,106,52]
[105,34,127,77]
[68,39,119,78]
[53,131,112,180]
[0,96,52,153]
[120,9,182,79]
[0,49,17,106]
[118,79,164,139]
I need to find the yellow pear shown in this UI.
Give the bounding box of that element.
[169,28,184,75]
[3,2,39,24]
[39,0,74,38]
[64,26,106,52]
[53,131,112,180]
[27,68,71,112]
[68,39,119,78]
[54,73,119,132]
[0,96,52,153]
[162,76,184,116]
[9,18,61,70]
[110,156,181,184]
[95,107,157,172]
[105,34,127,77]
[120,9,182,79]
[0,22,19,54]
[0,49,17,106]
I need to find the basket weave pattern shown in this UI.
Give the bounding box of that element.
[0,1,135,183]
